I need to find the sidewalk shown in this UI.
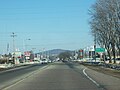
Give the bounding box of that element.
[0,63,14,69]
[0,62,40,71]
[0,61,40,67]
[85,68,120,90]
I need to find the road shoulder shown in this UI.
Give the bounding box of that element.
[84,66,120,90]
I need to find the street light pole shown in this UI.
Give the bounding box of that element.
[11,32,17,64]
[25,39,31,52]
[32,48,36,62]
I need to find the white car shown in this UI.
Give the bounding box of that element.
[40,58,48,64]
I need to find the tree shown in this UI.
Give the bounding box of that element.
[89,0,120,63]
[58,52,72,60]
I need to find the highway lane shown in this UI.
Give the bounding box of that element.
[2,62,104,90]
[0,64,48,89]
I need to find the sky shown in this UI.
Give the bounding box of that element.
[0,0,96,54]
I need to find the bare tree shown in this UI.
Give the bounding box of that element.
[89,0,120,63]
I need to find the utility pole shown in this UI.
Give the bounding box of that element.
[94,33,96,62]
[11,32,17,64]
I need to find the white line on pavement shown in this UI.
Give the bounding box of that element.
[83,68,100,87]
[2,65,49,90]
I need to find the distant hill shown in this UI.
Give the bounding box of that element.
[48,49,72,55]
[38,49,73,56]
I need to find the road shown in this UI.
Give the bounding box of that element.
[0,62,106,90]
[0,64,48,89]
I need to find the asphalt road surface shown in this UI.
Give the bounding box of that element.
[0,64,47,89]
[0,62,105,90]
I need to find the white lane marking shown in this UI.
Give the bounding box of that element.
[2,65,49,90]
[83,68,100,87]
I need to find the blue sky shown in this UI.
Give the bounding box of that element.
[0,0,95,53]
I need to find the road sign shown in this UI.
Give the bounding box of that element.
[95,48,105,52]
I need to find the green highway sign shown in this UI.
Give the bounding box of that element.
[95,48,105,52]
